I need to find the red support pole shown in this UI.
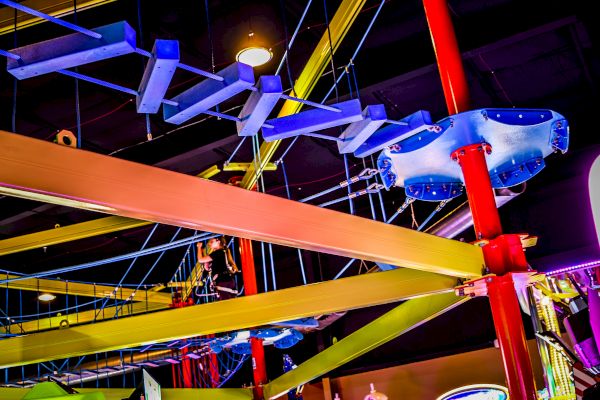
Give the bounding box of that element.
[181,345,193,388]
[424,1,537,398]
[451,144,502,241]
[423,0,471,115]
[239,237,268,398]
[487,275,538,399]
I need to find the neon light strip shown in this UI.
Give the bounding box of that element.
[546,259,600,276]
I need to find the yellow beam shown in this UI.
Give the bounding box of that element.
[197,164,221,179]
[1,274,172,304]
[222,162,277,172]
[0,215,147,256]
[0,131,484,278]
[3,301,167,334]
[0,267,459,367]
[0,388,253,400]
[0,0,117,36]
[241,0,367,190]
[263,292,467,399]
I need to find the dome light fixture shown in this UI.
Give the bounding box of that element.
[38,293,56,302]
[236,29,272,67]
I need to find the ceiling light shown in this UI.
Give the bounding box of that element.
[236,29,272,67]
[38,293,56,302]
[236,46,272,67]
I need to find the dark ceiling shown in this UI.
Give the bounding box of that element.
[0,0,599,388]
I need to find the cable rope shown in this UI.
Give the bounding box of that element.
[276,0,313,76]
[321,0,386,103]
[11,8,17,133]
[322,0,339,102]
[278,0,296,94]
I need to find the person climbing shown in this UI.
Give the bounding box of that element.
[196,236,240,300]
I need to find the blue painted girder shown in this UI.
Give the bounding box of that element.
[261,99,363,142]
[337,104,387,154]
[7,21,136,80]
[163,62,255,124]
[237,75,283,136]
[353,110,433,158]
[137,39,180,114]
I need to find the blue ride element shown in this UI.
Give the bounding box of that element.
[274,317,319,329]
[231,342,252,355]
[237,75,283,136]
[283,354,303,400]
[137,40,180,114]
[273,329,303,349]
[405,180,464,201]
[377,108,569,198]
[338,104,387,154]
[163,62,255,124]
[353,110,434,158]
[261,99,363,142]
[376,262,397,271]
[7,21,136,80]
[253,329,280,339]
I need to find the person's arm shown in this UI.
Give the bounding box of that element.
[196,242,213,264]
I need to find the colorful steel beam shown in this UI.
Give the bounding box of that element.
[237,75,283,137]
[0,387,253,400]
[0,131,483,278]
[263,292,468,399]
[241,0,368,189]
[337,105,387,154]
[0,267,460,367]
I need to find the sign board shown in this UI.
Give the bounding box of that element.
[143,370,161,400]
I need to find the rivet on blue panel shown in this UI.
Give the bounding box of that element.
[550,119,569,154]
[482,108,553,126]
[261,99,363,142]
[338,104,387,154]
[405,181,463,201]
[137,40,180,114]
[353,110,433,158]
[377,155,396,190]
[490,157,545,188]
[163,62,255,125]
[7,21,136,80]
[237,75,282,136]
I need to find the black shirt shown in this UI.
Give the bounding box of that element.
[210,249,234,283]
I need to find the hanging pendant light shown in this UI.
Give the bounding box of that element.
[363,383,388,400]
[236,24,272,67]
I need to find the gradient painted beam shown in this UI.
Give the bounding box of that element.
[0,267,460,367]
[7,21,136,79]
[262,99,363,141]
[0,131,483,278]
[163,62,255,124]
[237,75,283,136]
[263,292,468,399]
[241,0,368,189]
[137,39,180,113]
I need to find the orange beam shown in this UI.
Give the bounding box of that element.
[0,132,482,278]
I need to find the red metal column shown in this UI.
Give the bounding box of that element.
[181,345,193,388]
[487,274,537,399]
[423,0,471,115]
[240,237,268,399]
[424,1,537,399]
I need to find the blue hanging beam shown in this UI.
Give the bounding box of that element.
[137,40,180,114]
[353,110,433,158]
[237,75,283,136]
[280,94,341,113]
[7,21,136,80]
[135,48,224,82]
[0,0,102,39]
[163,62,255,124]
[262,99,363,142]
[338,104,387,154]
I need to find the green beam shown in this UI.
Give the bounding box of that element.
[263,292,468,399]
[0,387,253,400]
